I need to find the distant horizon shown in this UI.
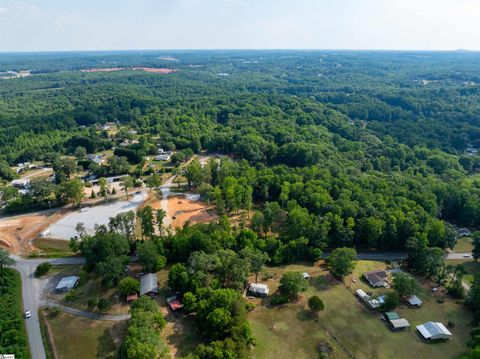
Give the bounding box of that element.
[1,48,480,55]
[1,0,480,52]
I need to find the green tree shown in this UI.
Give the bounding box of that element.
[122,176,135,199]
[137,241,166,273]
[380,292,400,312]
[58,178,84,207]
[279,272,308,299]
[156,209,166,236]
[308,295,325,316]
[184,158,204,190]
[118,277,140,296]
[239,247,269,283]
[473,232,480,262]
[0,249,15,277]
[98,177,109,197]
[392,272,419,297]
[74,146,87,160]
[34,262,52,278]
[327,247,357,279]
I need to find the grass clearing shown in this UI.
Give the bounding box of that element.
[249,261,472,359]
[32,238,74,257]
[454,237,474,253]
[42,310,125,359]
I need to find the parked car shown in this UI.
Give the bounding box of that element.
[24,310,31,319]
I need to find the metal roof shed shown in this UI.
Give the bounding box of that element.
[416,322,452,340]
[140,273,158,296]
[55,276,80,292]
[390,318,410,330]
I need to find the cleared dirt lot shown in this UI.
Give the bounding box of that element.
[0,209,63,254]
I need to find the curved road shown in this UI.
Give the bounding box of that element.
[12,256,86,359]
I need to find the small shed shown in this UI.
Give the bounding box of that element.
[405,295,423,307]
[140,273,158,296]
[167,296,184,311]
[55,276,80,292]
[390,318,410,330]
[126,293,138,303]
[248,283,269,297]
[355,288,370,302]
[384,312,400,321]
[417,322,452,341]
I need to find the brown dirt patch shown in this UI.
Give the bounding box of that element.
[168,196,217,228]
[0,210,64,255]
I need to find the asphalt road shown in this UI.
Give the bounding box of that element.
[12,256,85,359]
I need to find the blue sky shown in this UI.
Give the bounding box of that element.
[0,0,479,51]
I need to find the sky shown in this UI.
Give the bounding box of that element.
[0,0,479,52]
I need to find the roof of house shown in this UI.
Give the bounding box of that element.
[249,283,269,294]
[364,270,388,285]
[390,318,410,329]
[56,276,79,290]
[385,312,400,321]
[140,273,158,295]
[416,322,452,339]
[405,294,423,306]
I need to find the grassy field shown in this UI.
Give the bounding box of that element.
[32,238,74,257]
[41,310,125,359]
[248,261,473,359]
[454,237,474,253]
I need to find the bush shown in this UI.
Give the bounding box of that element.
[34,262,52,277]
[97,298,112,312]
[48,306,61,317]
[87,297,98,309]
[64,289,78,302]
[270,294,289,306]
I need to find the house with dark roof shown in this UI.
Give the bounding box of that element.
[364,270,389,288]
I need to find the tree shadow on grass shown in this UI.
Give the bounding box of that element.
[96,327,117,359]
[311,274,336,291]
[296,308,316,322]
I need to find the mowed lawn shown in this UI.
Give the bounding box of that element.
[43,312,125,359]
[249,261,473,359]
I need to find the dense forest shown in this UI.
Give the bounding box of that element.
[3,51,480,358]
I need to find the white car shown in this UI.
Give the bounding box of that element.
[24,310,31,319]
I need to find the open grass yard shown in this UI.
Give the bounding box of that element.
[249,261,473,359]
[32,238,74,257]
[454,237,474,253]
[42,311,125,359]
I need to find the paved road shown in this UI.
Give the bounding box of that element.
[444,252,474,260]
[11,256,85,359]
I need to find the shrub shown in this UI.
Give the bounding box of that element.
[270,294,289,306]
[34,262,52,277]
[87,297,98,309]
[97,298,112,312]
[64,289,78,302]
